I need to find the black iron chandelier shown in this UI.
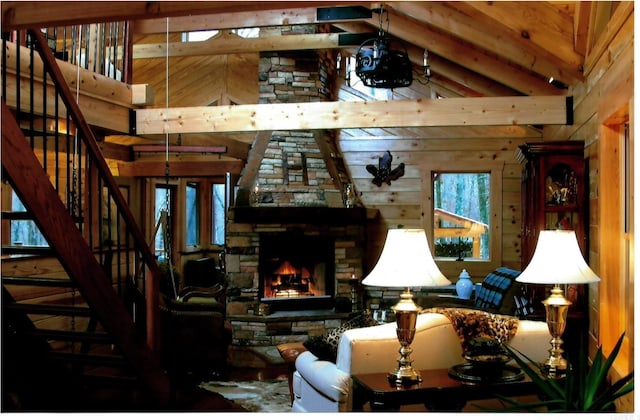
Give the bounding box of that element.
[355,8,413,89]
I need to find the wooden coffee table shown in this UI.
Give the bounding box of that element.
[352,367,538,412]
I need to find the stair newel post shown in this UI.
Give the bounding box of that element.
[145,266,162,351]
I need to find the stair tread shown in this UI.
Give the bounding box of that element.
[29,328,113,343]
[5,302,93,316]
[1,210,33,220]
[2,276,75,288]
[1,245,54,256]
[48,351,128,367]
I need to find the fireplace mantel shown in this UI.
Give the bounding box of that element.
[232,206,366,225]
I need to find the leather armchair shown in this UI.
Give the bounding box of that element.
[159,259,231,383]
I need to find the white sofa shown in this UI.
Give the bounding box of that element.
[291,311,551,412]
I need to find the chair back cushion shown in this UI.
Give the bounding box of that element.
[474,267,521,315]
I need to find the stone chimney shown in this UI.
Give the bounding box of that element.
[224,30,366,346]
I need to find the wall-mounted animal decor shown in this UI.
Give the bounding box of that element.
[366,150,405,187]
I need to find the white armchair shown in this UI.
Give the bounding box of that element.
[291,311,551,412]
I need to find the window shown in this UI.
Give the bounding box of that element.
[433,173,490,260]
[211,183,226,245]
[10,190,48,247]
[185,182,199,248]
[599,113,632,375]
[422,159,503,276]
[154,185,173,261]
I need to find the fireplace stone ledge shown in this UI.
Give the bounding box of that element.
[228,309,354,323]
[228,310,357,347]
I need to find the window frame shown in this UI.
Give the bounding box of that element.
[185,181,200,250]
[211,182,226,246]
[422,159,504,278]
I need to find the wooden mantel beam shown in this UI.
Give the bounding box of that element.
[134,96,570,135]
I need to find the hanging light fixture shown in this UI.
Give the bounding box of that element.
[355,7,412,89]
[423,49,431,83]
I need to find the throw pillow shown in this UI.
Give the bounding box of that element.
[303,310,377,362]
[474,267,522,315]
[423,307,519,354]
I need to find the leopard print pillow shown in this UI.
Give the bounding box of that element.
[303,310,377,362]
[423,307,519,353]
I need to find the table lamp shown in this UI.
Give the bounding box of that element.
[362,228,450,384]
[516,230,600,377]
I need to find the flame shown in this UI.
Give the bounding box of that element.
[274,260,298,275]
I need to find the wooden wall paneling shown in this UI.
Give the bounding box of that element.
[226,53,259,104]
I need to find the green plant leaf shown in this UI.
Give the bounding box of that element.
[498,333,633,412]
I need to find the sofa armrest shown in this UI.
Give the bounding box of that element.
[507,319,551,362]
[336,312,465,374]
[294,351,352,403]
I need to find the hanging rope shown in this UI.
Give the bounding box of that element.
[162,17,175,292]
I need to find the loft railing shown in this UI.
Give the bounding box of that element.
[42,23,130,82]
[1,28,161,349]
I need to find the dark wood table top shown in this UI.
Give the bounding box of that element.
[352,366,538,411]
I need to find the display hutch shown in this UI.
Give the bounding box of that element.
[516,141,587,356]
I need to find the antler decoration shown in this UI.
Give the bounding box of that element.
[366,150,405,187]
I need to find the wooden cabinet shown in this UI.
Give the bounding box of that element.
[516,141,588,314]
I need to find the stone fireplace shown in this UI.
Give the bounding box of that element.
[222,29,367,347]
[258,233,335,311]
[225,207,366,346]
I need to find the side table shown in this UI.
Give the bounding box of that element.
[352,367,538,412]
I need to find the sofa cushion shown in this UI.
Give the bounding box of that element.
[474,267,521,315]
[303,310,377,362]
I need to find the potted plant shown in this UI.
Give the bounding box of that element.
[498,333,633,412]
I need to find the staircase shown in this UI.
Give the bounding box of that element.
[1,28,173,410]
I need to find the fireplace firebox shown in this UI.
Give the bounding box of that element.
[259,234,335,311]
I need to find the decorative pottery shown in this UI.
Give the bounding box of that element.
[456,269,473,299]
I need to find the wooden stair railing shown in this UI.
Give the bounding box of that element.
[23,28,164,349]
[2,101,171,404]
[1,27,173,405]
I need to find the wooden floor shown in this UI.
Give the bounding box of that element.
[3,351,289,412]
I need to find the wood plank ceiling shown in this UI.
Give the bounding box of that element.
[2,1,615,220]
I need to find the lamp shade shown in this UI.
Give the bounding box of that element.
[516,230,600,285]
[362,228,450,288]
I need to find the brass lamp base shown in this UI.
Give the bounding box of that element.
[541,285,571,378]
[388,287,422,385]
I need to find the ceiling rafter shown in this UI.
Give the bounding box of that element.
[1,1,363,30]
[460,2,583,75]
[397,2,583,84]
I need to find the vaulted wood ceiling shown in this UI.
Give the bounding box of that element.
[2,1,622,211]
[3,1,604,97]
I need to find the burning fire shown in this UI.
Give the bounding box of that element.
[274,260,298,275]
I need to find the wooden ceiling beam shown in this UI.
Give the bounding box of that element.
[106,133,251,160]
[134,96,570,135]
[131,145,227,154]
[572,1,592,56]
[236,131,273,205]
[462,2,583,77]
[133,4,370,35]
[117,159,244,177]
[402,2,583,84]
[1,1,361,30]
[133,31,364,59]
